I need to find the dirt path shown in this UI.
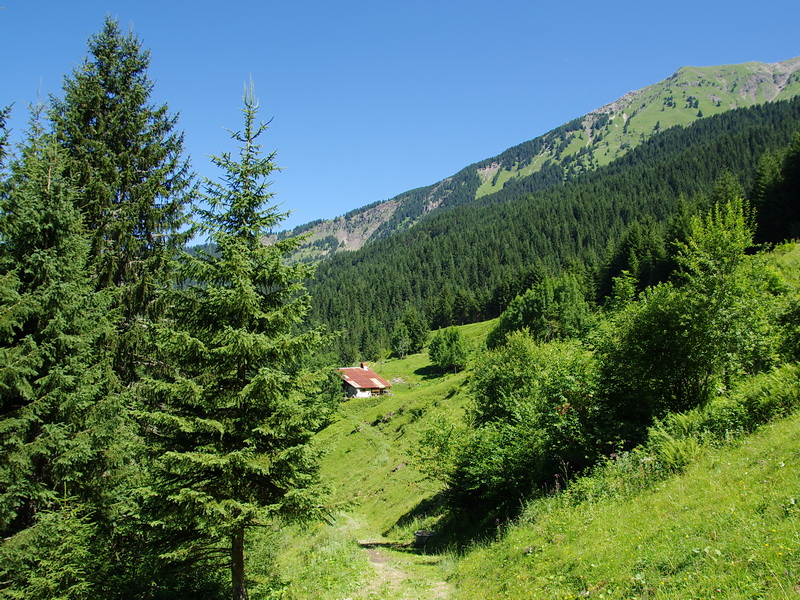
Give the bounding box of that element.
[354,542,452,599]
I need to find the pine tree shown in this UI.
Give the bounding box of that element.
[390,320,411,358]
[753,133,800,242]
[0,110,129,596]
[0,106,10,168]
[402,306,428,354]
[141,83,330,599]
[49,16,193,382]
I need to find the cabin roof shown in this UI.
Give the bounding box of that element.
[337,364,391,389]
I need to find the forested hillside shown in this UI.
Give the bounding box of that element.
[311,96,800,362]
[283,58,800,261]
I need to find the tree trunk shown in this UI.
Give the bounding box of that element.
[231,527,248,600]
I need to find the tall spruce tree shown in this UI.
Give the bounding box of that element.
[0,111,130,596]
[141,83,330,599]
[0,106,9,168]
[49,17,193,382]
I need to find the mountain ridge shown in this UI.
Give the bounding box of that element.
[279,57,800,262]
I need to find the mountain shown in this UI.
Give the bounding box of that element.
[309,95,800,361]
[281,57,800,262]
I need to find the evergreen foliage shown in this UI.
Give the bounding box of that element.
[139,83,330,599]
[310,97,800,361]
[390,321,411,359]
[753,132,800,242]
[391,307,428,357]
[0,503,100,600]
[596,216,669,299]
[49,16,193,382]
[0,112,132,597]
[0,106,9,168]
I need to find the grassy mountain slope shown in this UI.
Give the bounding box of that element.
[271,263,800,599]
[283,57,800,261]
[452,410,800,599]
[262,321,493,600]
[475,57,800,197]
[317,319,495,542]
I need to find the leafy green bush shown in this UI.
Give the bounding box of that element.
[599,192,784,439]
[416,413,468,482]
[486,273,593,349]
[735,363,800,426]
[565,447,664,504]
[565,364,800,505]
[447,334,601,512]
[428,327,468,372]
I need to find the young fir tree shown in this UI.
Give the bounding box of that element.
[49,17,193,382]
[141,84,330,600]
[0,111,129,596]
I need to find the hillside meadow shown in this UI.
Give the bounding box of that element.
[261,321,496,599]
[259,274,800,599]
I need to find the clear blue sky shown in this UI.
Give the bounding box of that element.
[2,1,799,229]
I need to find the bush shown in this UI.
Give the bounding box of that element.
[447,334,601,512]
[566,365,800,504]
[486,274,593,349]
[428,327,468,372]
[598,193,784,441]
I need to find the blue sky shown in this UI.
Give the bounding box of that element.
[2,1,799,229]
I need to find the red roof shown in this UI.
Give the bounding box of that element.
[337,365,392,390]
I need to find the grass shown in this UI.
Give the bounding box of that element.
[268,520,370,600]
[315,320,497,543]
[257,307,800,599]
[246,321,495,598]
[451,411,800,599]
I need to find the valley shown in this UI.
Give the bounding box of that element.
[273,291,800,598]
[4,19,800,598]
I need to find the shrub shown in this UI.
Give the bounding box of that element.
[428,327,468,372]
[486,273,593,349]
[447,334,601,512]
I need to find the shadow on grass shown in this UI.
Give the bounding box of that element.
[358,540,411,550]
[386,491,499,554]
[414,364,444,380]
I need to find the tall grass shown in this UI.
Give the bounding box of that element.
[451,365,800,599]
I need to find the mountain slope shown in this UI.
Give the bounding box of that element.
[283,57,800,261]
[309,96,800,361]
